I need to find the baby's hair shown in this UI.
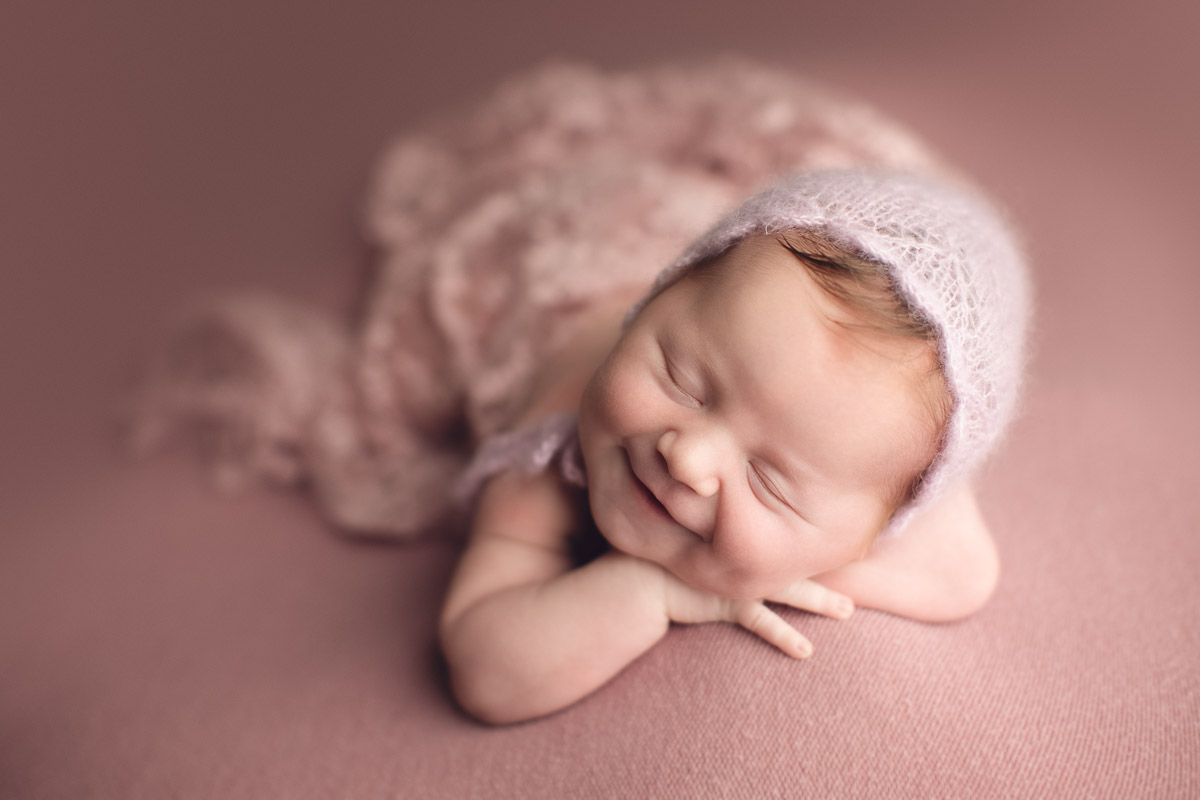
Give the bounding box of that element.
[774,231,935,341]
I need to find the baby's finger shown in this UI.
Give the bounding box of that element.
[768,580,854,620]
[735,601,813,659]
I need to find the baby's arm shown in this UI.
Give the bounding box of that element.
[439,471,667,724]
[440,470,851,725]
[813,484,999,623]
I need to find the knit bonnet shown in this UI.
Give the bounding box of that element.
[631,168,1032,537]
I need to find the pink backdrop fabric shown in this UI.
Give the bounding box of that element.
[2,2,1198,798]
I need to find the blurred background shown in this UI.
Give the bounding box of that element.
[2,0,1197,796]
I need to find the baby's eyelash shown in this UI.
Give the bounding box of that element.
[661,352,702,407]
[749,464,779,499]
[750,464,795,511]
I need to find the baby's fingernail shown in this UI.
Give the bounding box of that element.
[833,596,855,619]
[795,639,813,658]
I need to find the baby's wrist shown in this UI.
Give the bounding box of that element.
[593,549,671,621]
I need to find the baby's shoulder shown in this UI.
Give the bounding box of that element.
[471,468,583,553]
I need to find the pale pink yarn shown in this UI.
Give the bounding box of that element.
[128,58,950,539]
[635,169,1033,536]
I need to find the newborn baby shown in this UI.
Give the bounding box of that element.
[125,61,1029,727]
[439,169,1031,724]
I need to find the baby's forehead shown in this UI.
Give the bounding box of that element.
[684,237,923,366]
[666,256,937,490]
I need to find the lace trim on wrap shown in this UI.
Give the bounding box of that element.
[454,412,586,506]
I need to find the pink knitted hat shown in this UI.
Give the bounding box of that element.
[632,168,1032,537]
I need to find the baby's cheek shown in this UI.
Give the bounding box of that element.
[580,367,617,430]
[595,366,651,429]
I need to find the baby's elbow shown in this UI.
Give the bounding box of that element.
[440,621,545,726]
[923,525,1000,623]
[903,484,1001,623]
[446,660,554,726]
[447,668,516,726]
[441,628,507,725]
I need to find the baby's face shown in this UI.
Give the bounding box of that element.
[578,236,939,599]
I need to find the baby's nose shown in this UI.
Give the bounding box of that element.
[657,430,720,498]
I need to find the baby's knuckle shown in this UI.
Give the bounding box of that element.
[740,602,769,631]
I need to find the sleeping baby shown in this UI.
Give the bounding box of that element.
[439,169,1030,723]
[127,61,1030,726]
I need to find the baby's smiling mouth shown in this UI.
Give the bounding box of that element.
[625,450,704,540]
[625,450,671,519]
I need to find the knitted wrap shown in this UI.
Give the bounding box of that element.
[633,169,1032,536]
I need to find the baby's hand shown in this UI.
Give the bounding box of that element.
[661,571,854,659]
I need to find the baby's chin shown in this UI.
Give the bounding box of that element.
[643,543,789,601]
[687,567,787,601]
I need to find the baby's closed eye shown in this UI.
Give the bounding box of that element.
[749,462,793,511]
[659,348,704,408]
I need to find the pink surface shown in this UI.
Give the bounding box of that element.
[3,2,1198,798]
